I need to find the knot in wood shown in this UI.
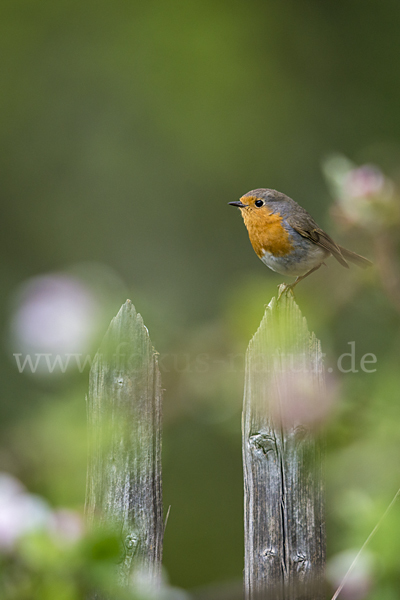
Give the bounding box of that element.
[124,533,138,557]
[262,547,277,560]
[293,425,309,444]
[293,550,309,573]
[249,433,275,457]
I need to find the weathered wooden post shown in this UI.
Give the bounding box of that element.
[85,300,163,589]
[243,287,326,599]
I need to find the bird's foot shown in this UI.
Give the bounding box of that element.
[277,283,295,301]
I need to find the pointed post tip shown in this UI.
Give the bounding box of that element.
[118,299,137,315]
[105,300,139,335]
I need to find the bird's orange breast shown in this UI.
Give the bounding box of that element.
[240,205,293,257]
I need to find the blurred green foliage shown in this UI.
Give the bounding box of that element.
[0,525,163,600]
[1,0,400,597]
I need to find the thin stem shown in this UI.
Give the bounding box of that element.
[331,487,400,600]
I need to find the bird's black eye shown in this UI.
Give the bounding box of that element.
[255,199,264,207]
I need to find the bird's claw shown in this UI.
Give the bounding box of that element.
[277,283,295,301]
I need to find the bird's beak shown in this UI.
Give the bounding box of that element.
[228,200,247,208]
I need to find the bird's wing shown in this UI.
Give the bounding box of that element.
[287,214,349,268]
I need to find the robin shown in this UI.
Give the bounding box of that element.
[229,188,372,292]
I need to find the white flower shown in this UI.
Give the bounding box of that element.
[0,473,51,551]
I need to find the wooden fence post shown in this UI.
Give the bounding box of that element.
[85,300,163,589]
[243,287,326,600]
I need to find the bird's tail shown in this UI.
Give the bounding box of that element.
[338,245,372,269]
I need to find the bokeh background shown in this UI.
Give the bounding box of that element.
[2,1,400,598]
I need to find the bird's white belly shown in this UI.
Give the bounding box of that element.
[260,246,328,277]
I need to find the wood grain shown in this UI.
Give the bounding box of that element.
[243,287,326,599]
[85,300,163,589]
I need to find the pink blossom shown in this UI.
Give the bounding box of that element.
[327,549,374,600]
[343,165,385,199]
[267,365,337,430]
[48,509,84,544]
[10,273,101,374]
